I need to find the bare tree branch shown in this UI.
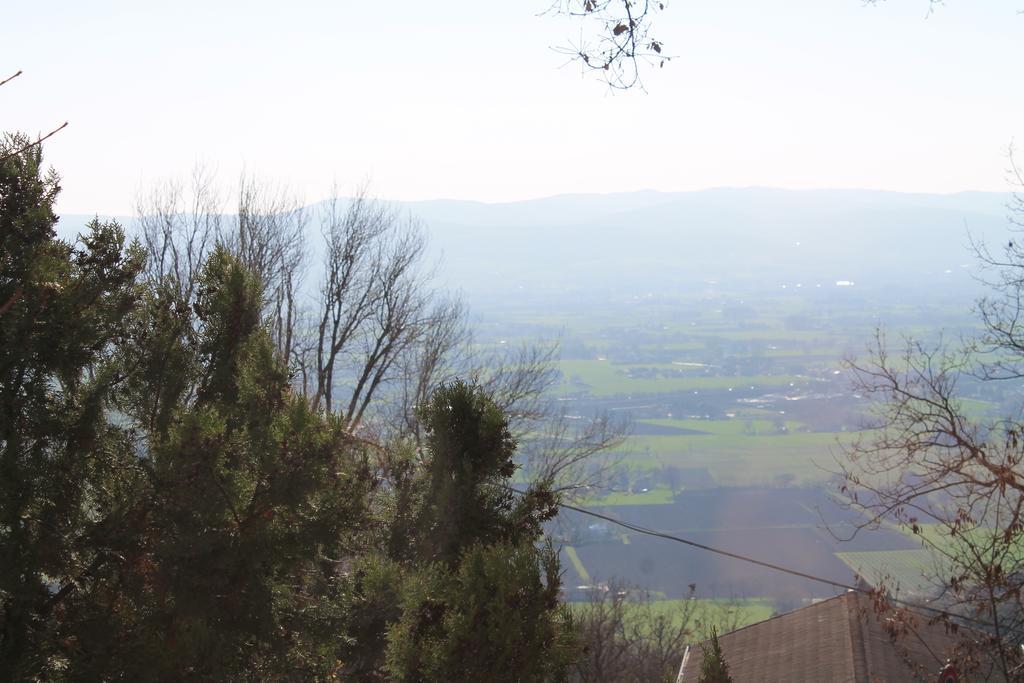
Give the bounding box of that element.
[840,328,1024,677]
[0,69,23,88]
[224,171,308,367]
[0,122,68,164]
[548,0,669,90]
[135,165,222,305]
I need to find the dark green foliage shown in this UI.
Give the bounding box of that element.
[343,382,577,681]
[337,555,407,680]
[0,137,373,678]
[391,382,575,680]
[62,249,375,681]
[0,135,145,680]
[385,541,575,682]
[698,627,732,683]
[2,138,577,680]
[113,279,198,437]
[415,381,558,565]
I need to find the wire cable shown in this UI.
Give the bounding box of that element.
[556,496,862,592]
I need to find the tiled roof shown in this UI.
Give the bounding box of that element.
[676,591,1001,682]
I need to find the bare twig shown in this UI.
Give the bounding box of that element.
[0,69,23,88]
[0,121,68,163]
[548,0,669,90]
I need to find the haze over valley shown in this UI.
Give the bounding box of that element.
[10,2,1024,677]
[58,186,1017,617]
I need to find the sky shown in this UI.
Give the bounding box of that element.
[3,1,1023,215]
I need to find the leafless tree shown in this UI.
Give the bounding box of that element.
[549,1,669,90]
[839,159,1024,679]
[223,173,308,367]
[344,225,433,428]
[520,408,627,497]
[371,315,627,496]
[311,190,388,413]
[135,165,222,305]
[136,168,309,372]
[136,174,625,490]
[310,188,465,431]
[473,341,560,426]
[570,581,746,683]
[970,150,1024,383]
[466,341,627,497]
[388,294,470,441]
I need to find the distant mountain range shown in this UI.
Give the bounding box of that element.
[57,188,1018,306]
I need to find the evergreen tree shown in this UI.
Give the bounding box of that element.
[414,381,556,566]
[384,540,574,682]
[0,135,144,679]
[62,248,375,680]
[2,136,579,680]
[343,382,578,681]
[698,627,732,683]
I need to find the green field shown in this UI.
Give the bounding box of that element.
[613,419,851,486]
[835,549,941,596]
[569,597,775,641]
[556,359,814,397]
[587,487,676,506]
[911,523,1024,568]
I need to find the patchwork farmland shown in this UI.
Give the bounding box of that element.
[557,488,920,611]
[481,284,1002,620]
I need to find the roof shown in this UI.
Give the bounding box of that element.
[676,591,1001,683]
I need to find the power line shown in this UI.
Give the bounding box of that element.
[506,486,998,631]
[556,496,861,592]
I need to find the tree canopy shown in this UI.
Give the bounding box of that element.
[0,136,578,680]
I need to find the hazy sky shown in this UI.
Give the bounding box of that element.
[4,1,1022,214]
